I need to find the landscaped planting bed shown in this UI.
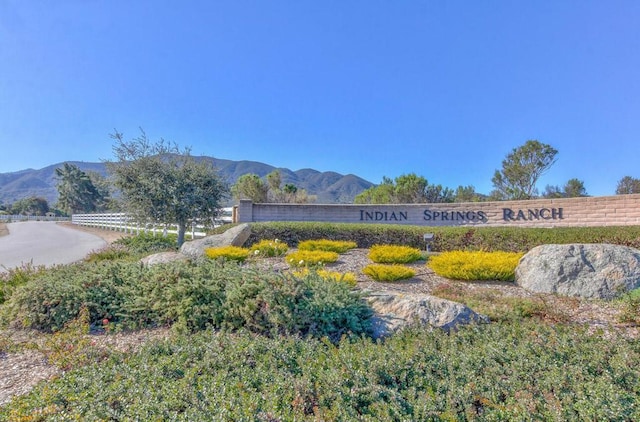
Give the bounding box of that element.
[2,223,640,419]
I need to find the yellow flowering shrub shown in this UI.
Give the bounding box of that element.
[427,250,524,281]
[294,268,357,286]
[368,244,423,264]
[298,239,358,253]
[250,239,289,257]
[205,246,251,262]
[286,250,339,267]
[362,264,416,282]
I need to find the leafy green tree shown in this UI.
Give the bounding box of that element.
[491,140,558,200]
[106,130,229,247]
[542,185,563,199]
[266,170,314,203]
[394,173,429,203]
[86,170,115,210]
[425,184,454,203]
[453,185,484,202]
[354,177,395,204]
[231,174,269,202]
[563,178,588,197]
[55,163,108,214]
[10,196,50,215]
[232,171,313,204]
[354,173,453,204]
[616,176,640,194]
[543,179,587,198]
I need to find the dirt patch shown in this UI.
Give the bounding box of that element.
[0,327,171,407]
[0,223,8,238]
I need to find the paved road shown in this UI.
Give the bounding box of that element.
[0,221,106,273]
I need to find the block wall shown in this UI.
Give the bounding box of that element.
[235,194,640,228]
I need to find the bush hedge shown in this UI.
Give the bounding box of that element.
[298,239,358,253]
[113,232,178,254]
[0,260,372,340]
[246,222,640,252]
[4,321,639,420]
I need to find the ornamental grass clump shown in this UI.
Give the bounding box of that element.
[298,239,358,253]
[205,246,251,263]
[368,244,423,264]
[427,250,524,281]
[362,264,416,282]
[286,250,339,267]
[249,239,289,257]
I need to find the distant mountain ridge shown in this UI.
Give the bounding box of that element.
[0,158,374,205]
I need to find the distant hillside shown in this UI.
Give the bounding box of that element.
[0,158,374,206]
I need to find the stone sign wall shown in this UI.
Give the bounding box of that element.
[235,194,640,228]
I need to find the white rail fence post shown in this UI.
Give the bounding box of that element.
[71,209,233,239]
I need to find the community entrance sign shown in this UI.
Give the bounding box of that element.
[235,194,640,228]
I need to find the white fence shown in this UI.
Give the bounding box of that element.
[72,209,233,239]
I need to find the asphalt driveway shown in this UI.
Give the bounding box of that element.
[0,221,106,273]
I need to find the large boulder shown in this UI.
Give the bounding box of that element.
[140,251,190,266]
[516,243,640,299]
[365,290,488,339]
[179,223,251,258]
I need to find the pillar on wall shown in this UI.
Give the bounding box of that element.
[237,200,254,223]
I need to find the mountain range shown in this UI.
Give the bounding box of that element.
[0,157,374,206]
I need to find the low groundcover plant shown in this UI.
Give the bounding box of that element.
[427,250,523,281]
[0,259,372,340]
[298,239,358,253]
[286,250,340,267]
[294,268,357,286]
[250,238,289,257]
[205,246,251,262]
[368,244,423,264]
[363,264,416,282]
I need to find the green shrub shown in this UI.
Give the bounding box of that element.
[6,321,638,420]
[0,262,46,304]
[205,246,251,262]
[0,260,372,339]
[0,262,137,332]
[298,239,357,253]
[84,244,133,262]
[114,232,178,254]
[294,268,358,287]
[362,264,416,281]
[368,244,423,264]
[286,250,340,267]
[618,288,640,324]
[41,307,110,371]
[249,238,289,257]
[222,268,371,341]
[247,222,640,252]
[427,250,523,281]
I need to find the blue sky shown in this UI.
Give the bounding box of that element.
[1,1,639,197]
